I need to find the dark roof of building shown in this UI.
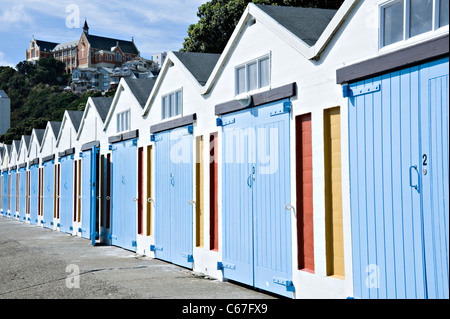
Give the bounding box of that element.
[33,129,46,145]
[85,34,139,55]
[12,140,20,152]
[22,136,31,150]
[90,97,113,122]
[255,4,338,46]
[35,40,59,52]
[66,111,84,132]
[172,52,221,86]
[124,78,157,108]
[49,121,62,138]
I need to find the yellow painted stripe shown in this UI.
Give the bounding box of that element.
[324,107,345,278]
[196,136,204,247]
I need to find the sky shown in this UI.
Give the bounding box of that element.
[0,0,209,68]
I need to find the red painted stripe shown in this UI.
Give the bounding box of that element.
[296,114,314,272]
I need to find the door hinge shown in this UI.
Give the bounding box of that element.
[182,253,194,262]
[273,277,295,292]
[132,240,137,247]
[217,261,236,271]
[217,118,235,127]
[343,83,380,98]
[150,244,163,252]
[270,101,291,116]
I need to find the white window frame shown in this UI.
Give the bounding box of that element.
[235,53,271,96]
[379,0,449,49]
[161,88,183,120]
[116,109,131,133]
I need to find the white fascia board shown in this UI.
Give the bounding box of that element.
[142,54,173,116]
[55,112,74,148]
[76,98,92,141]
[102,80,125,131]
[201,5,252,95]
[39,123,52,153]
[311,0,360,58]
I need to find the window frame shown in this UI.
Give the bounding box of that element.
[379,0,449,49]
[234,53,271,96]
[116,109,131,133]
[161,88,183,120]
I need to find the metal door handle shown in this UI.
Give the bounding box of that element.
[409,165,419,192]
[106,196,111,200]
[147,198,153,203]
[247,174,252,188]
[189,200,195,205]
[133,197,138,202]
[170,176,175,187]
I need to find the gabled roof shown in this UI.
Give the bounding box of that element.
[66,110,84,132]
[104,77,157,128]
[56,110,84,147]
[85,34,139,55]
[76,97,113,140]
[52,40,78,52]
[124,78,156,108]
[49,121,62,138]
[201,0,359,94]
[91,97,113,122]
[254,4,338,46]
[172,52,221,85]
[142,51,220,116]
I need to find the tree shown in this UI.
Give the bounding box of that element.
[181,0,344,53]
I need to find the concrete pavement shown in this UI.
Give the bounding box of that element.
[0,217,277,300]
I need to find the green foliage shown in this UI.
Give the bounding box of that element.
[181,0,344,53]
[0,59,91,144]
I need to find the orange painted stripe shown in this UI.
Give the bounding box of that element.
[296,113,314,272]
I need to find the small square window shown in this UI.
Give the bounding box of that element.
[235,55,271,95]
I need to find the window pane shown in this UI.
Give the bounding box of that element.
[259,57,270,88]
[383,2,404,46]
[176,90,182,116]
[117,114,120,132]
[440,0,449,27]
[237,67,245,94]
[162,96,167,119]
[248,62,257,91]
[410,0,433,37]
[169,93,175,118]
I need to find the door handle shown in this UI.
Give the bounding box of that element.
[409,165,419,192]
[247,174,252,188]
[188,200,195,205]
[133,197,138,202]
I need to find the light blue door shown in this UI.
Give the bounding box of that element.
[348,57,449,299]
[419,58,449,299]
[29,165,39,225]
[111,139,137,251]
[221,99,293,297]
[2,172,8,216]
[10,170,16,218]
[59,155,74,234]
[19,167,27,222]
[81,147,99,244]
[154,126,194,269]
[43,160,54,229]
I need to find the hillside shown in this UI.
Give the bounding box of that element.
[0,59,109,144]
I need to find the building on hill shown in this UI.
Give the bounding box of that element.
[25,37,59,64]
[52,40,79,74]
[77,21,140,70]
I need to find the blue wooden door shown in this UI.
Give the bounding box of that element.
[221,99,293,297]
[348,57,449,299]
[59,156,74,234]
[43,161,54,229]
[29,165,39,225]
[154,126,194,269]
[81,150,92,240]
[10,170,16,218]
[419,58,449,299]
[1,172,6,216]
[19,167,27,222]
[111,139,137,251]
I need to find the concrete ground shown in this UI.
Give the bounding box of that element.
[0,217,277,300]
